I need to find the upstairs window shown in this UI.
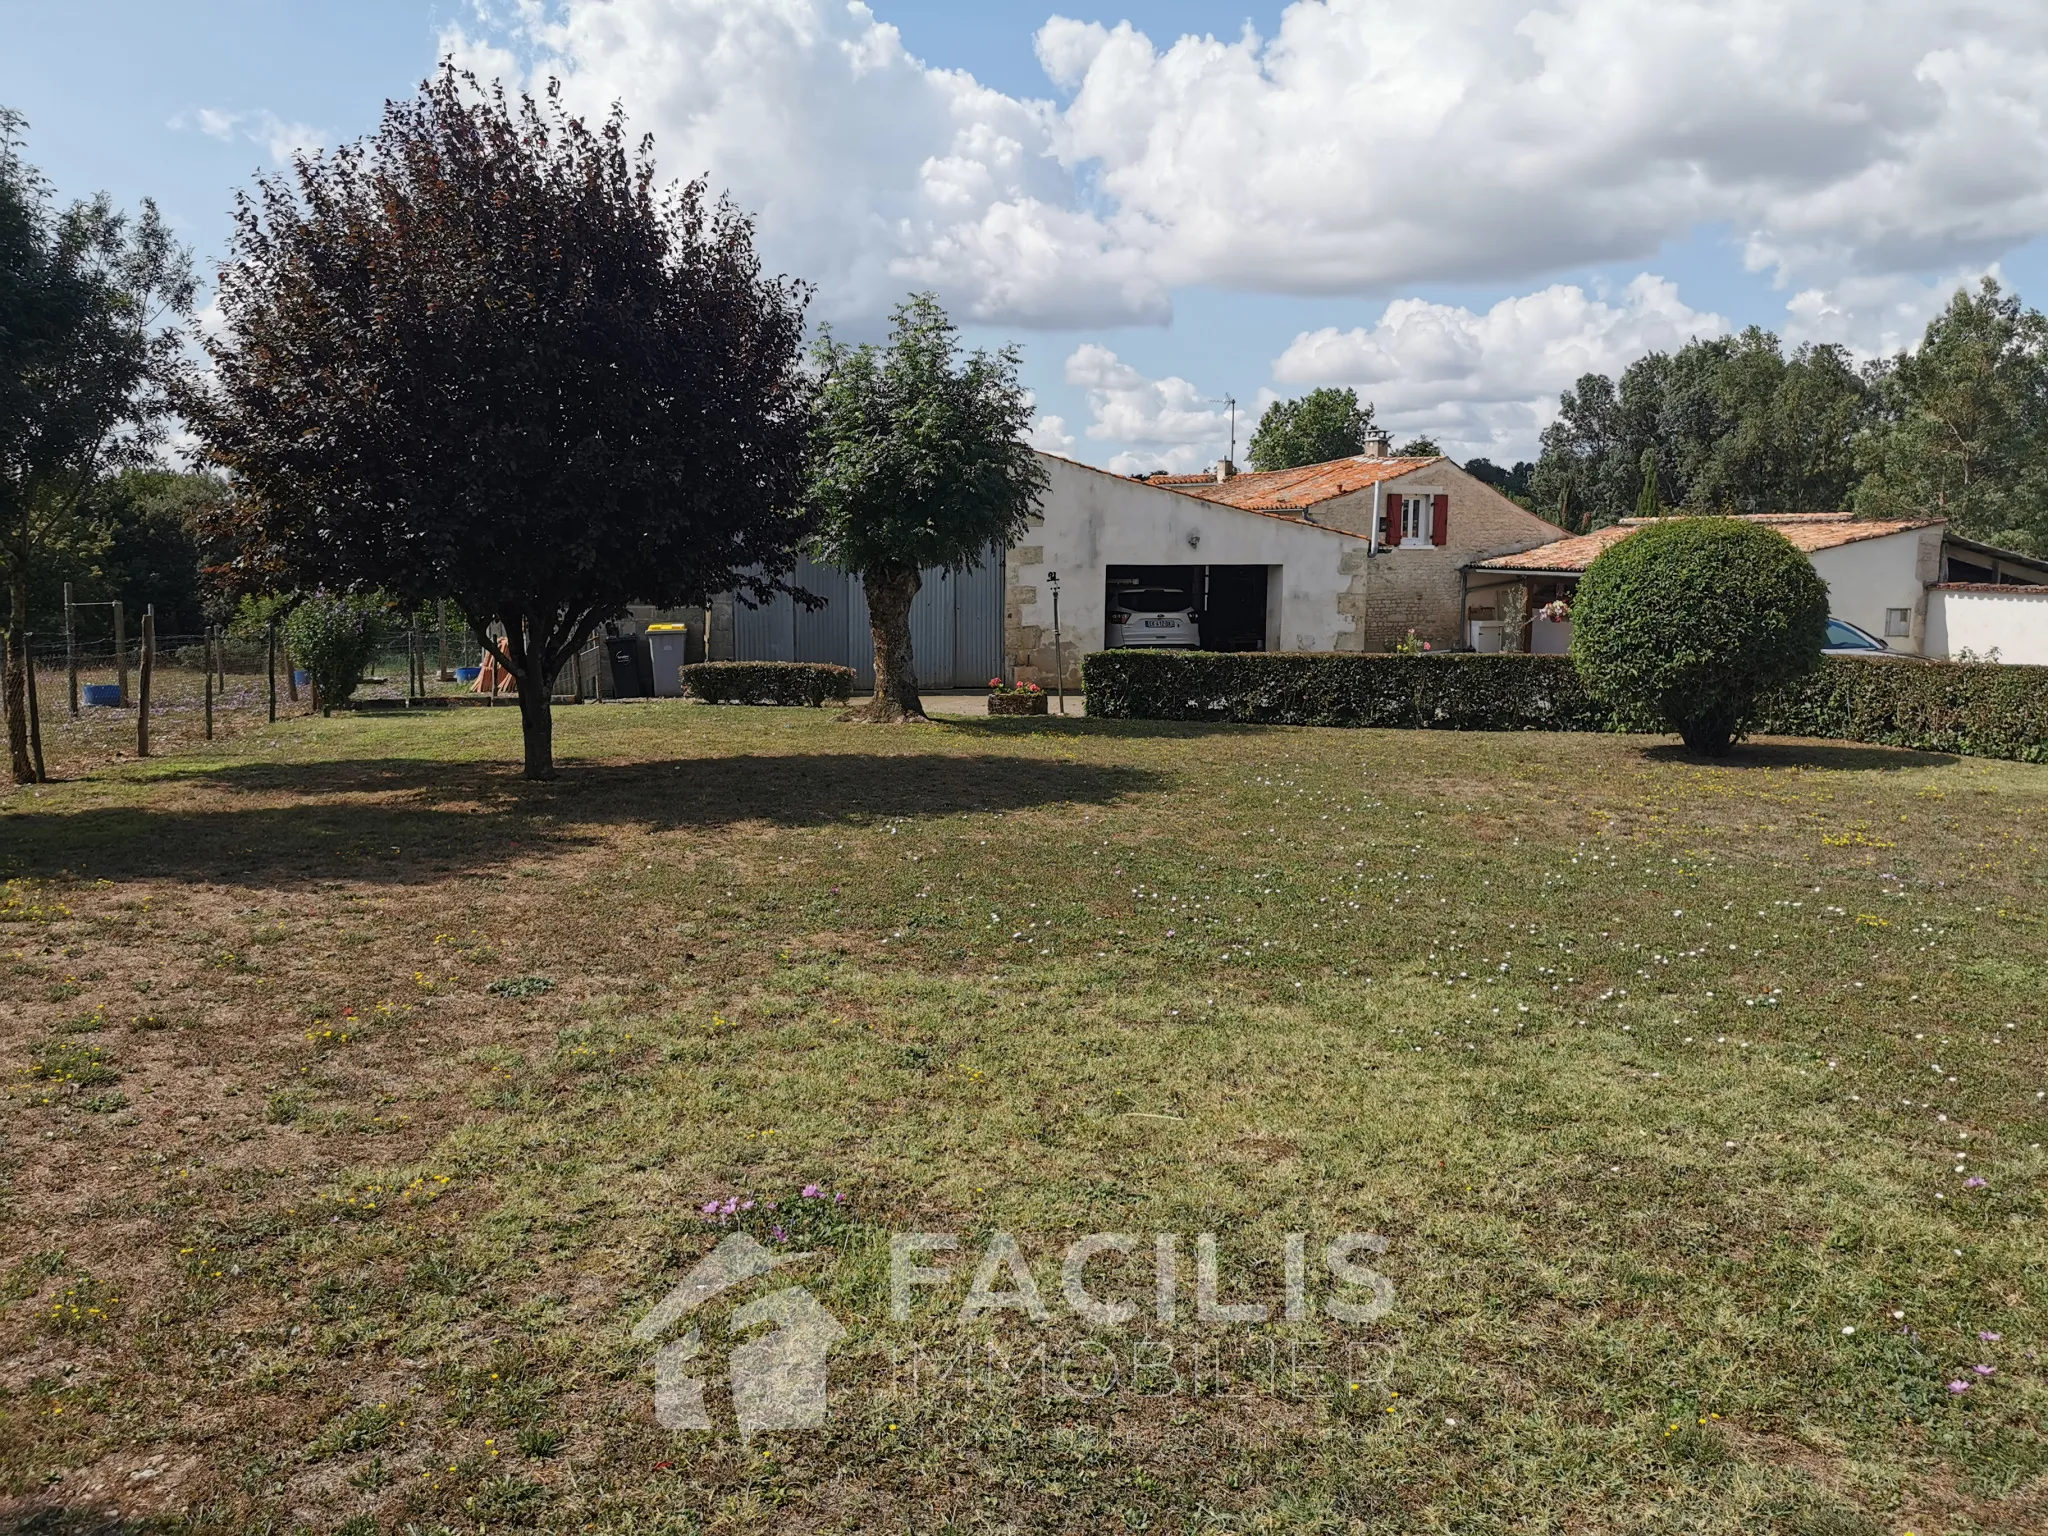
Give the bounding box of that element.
[1385,493,1447,548]
[1401,496,1431,544]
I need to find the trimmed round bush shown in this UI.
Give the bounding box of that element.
[1571,517,1829,755]
[283,593,392,713]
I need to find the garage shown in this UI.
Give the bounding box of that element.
[1105,563,1269,651]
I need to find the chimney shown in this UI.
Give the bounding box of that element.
[1213,459,1237,481]
[1363,430,1392,458]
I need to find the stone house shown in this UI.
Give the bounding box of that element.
[1156,435,1569,653]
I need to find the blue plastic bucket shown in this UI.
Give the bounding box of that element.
[82,683,122,708]
[455,666,481,683]
[294,670,310,687]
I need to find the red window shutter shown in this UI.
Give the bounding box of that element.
[1431,494,1450,546]
[1381,494,1400,546]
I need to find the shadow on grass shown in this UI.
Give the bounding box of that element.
[1639,739,1959,771]
[0,754,1166,885]
[938,714,1270,739]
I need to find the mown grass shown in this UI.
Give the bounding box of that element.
[1,702,2045,1535]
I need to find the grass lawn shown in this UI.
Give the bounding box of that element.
[1,702,2045,1535]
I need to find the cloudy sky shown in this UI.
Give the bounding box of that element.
[8,0,2048,473]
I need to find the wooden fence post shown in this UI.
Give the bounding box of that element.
[137,607,154,758]
[113,599,127,704]
[204,627,215,740]
[64,583,78,719]
[437,599,452,681]
[267,616,277,724]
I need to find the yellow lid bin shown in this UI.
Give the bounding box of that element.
[645,624,690,697]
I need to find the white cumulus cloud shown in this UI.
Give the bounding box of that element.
[1273,275,1729,457]
[1783,266,2002,356]
[1060,343,1237,473]
[439,0,2048,336]
[176,107,328,165]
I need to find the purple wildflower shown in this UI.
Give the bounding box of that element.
[1947,1380,1971,1394]
[1974,1363,1996,1376]
[836,1191,848,1203]
[1964,1176,1987,1188]
[770,1225,787,1242]
[801,1184,822,1199]
[701,1200,720,1216]
[741,1199,755,1211]
[1979,1331,2003,1342]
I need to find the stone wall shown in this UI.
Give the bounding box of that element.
[1312,463,1562,651]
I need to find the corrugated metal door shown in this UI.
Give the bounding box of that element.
[950,550,1004,686]
[909,567,956,688]
[792,558,854,664]
[726,549,1002,688]
[733,587,795,661]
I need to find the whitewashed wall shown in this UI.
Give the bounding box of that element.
[1926,587,2048,663]
[1010,456,1367,685]
[1808,528,1941,654]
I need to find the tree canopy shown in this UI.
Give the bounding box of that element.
[0,106,192,783]
[182,69,814,777]
[1528,328,1870,532]
[1246,387,1374,471]
[1463,458,1534,502]
[1853,279,2048,554]
[807,293,1044,721]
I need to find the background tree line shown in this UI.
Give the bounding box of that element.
[1526,281,2048,554]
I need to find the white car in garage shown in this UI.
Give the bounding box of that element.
[1107,588,1200,649]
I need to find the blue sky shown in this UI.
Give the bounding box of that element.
[7,1,2047,473]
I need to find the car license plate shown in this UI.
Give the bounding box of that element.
[1144,618,1176,628]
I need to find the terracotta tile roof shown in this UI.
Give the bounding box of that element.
[1469,513,1940,573]
[1033,450,1370,539]
[1936,582,2048,594]
[1167,456,1442,512]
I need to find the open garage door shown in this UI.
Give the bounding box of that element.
[1107,564,1267,651]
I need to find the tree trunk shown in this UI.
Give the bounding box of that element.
[515,668,555,779]
[6,570,36,785]
[850,564,927,722]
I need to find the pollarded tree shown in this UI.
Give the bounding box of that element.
[1571,517,1828,756]
[182,69,815,777]
[807,294,1046,722]
[1247,387,1373,471]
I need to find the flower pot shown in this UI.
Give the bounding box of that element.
[987,693,1048,716]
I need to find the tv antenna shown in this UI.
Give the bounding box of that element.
[1214,393,1237,466]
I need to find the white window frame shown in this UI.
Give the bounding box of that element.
[1395,487,1443,549]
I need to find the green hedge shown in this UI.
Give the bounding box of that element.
[1760,659,2048,761]
[1081,650,2048,762]
[1081,651,1611,732]
[680,661,855,706]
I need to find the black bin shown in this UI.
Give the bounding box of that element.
[604,636,651,698]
